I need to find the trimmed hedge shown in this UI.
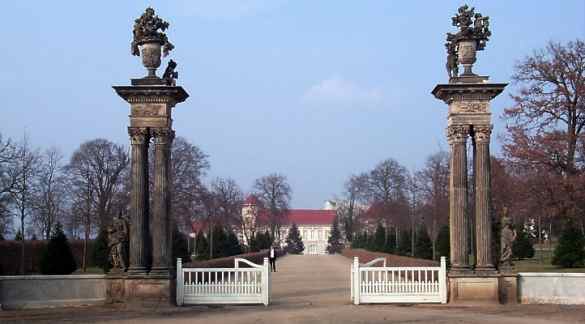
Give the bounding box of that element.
[0,240,94,275]
[341,248,438,267]
[183,249,286,269]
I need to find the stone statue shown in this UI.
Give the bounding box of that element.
[162,59,178,86]
[446,42,459,79]
[445,4,492,76]
[131,7,174,57]
[108,215,129,271]
[499,207,517,269]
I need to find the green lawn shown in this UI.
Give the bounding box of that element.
[514,249,585,273]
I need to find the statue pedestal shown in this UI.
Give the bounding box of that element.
[448,272,499,304]
[448,271,518,304]
[106,273,175,306]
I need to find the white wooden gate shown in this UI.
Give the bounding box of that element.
[176,257,271,306]
[351,256,447,304]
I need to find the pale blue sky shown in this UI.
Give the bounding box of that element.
[2,1,584,208]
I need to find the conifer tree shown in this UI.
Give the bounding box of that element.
[552,221,585,268]
[512,225,535,260]
[326,218,344,254]
[173,226,190,263]
[39,223,77,274]
[226,230,242,256]
[384,228,396,253]
[92,227,110,273]
[373,223,386,252]
[398,229,412,256]
[285,223,304,254]
[435,225,450,261]
[414,225,433,260]
[194,231,209,260]
[15,229,23,241]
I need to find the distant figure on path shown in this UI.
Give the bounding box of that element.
[269,246,277,272]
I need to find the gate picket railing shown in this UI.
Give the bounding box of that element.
[351,256,447,304]
[176,257,270,306]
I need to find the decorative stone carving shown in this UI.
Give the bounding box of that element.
[500,208,517,269]
[151,128,175,145]
[131,7,175,77]
[445,5,491,77]
[162,60,178,86]
[447,125,469,144]
[108,215,129,271]
[473,125,492,143]
[128,127,150,144]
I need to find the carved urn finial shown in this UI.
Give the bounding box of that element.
[131,7,175,78]
[445,5,491,79]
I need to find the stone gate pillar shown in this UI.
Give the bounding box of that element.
[473,125,495,272]
[447,124,470,272]
[110,7,188,305]
[432,5,509,304]
[151,128,174,276]
[127,127,150,274]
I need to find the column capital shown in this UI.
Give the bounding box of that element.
[473,124,492,144]
[151,128,175,145]
[447,125,470,144]
[128,127,150,145]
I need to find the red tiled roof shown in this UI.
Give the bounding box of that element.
[244,194,259,205]
[286,209,336,225]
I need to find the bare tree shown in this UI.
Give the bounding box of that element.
[210,177,243,227]
[0,133,18,238]
[416,151,450,260]
[337,173,369,242]
[32,148,67,240]
[367,158,409,248]
[67,139,128,228]
[168,137,209,232]
[66,139,128,271]
[253,173,292,240]
[9,134,40,274]
[199,178,243,258]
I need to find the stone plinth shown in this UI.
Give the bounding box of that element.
[448,273,499,304]
[499,274,518,304]
[106,274,175,306]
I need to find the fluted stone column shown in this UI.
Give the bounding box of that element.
[448,125,471,272]
[473,125,495,271]
[150,128,173,275]
[128,127,150,274]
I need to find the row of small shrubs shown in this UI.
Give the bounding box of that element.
[351,223,436,260]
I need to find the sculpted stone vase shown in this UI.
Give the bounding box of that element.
[457,39,477,76]
[140,40,163,77]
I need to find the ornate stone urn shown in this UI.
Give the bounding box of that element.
[457,39,477,75]
[445,5,491,79]
[139,39,163,77]
[131,7,174,78]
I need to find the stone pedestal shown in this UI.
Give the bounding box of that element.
[113,81,188,304]
[106,274,175,306]
[433,79,507,304]
[448,273,499,304]
[499,273,518,304]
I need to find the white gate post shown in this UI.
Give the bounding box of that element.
[263,257,270,306]
[439,256,447,304]
[353,257,360,305]
[176,258,184,306]
[350,263,354,302]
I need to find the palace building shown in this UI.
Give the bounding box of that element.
[241,195,337,255]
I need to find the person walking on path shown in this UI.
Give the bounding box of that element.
[269,246,277,272]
